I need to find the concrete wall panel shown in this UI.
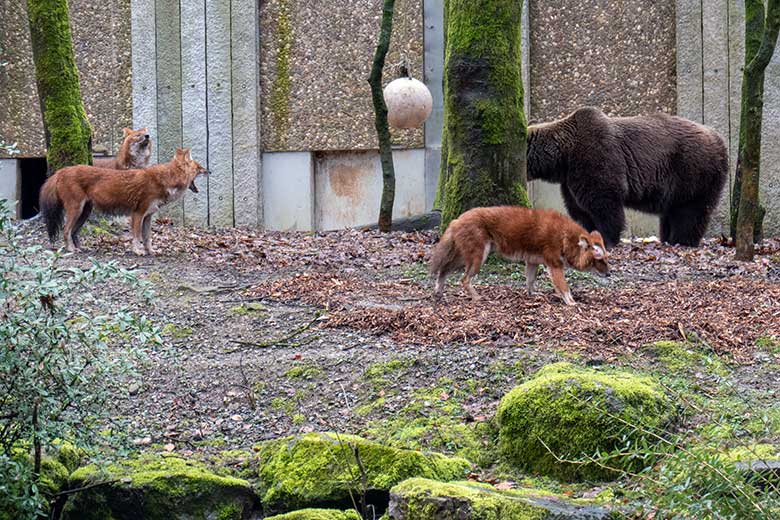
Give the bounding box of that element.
[231,0,263,227]
[315,149,425,231]
[262,152,313,231]
[206,0,234,226]
[155,0,183,221]
[131,0,159,164]
[181,0,210,227]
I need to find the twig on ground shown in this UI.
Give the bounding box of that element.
[225,313,322,353]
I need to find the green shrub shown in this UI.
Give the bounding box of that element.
[0,201,160,516]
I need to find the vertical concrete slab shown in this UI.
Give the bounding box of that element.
[131,0,158,163]
[676,0,704,121]
[262,152,313,231]
[180,0,209,227]
[728,0,744,167]
[155,0,183,222]
[757,24,780,236]
[231,0,262,227]
[702,0,730,133]
[315,150,426,231]
[206,0,234,227]
[423,0,444,212]
[702,0,732,235]
[0,159,20,218]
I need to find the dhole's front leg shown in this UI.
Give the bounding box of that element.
[548,265,575,305]
[141,214,154,255]
[130,213,146,256]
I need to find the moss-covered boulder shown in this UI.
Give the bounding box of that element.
[54,441,86,474]
[265,509,361,520]
[497,363,675,482]
[61,456,259,519]
[39,456,70,497]
[248,432,472,514]
[386,478,616,519]
[726,444,780,489]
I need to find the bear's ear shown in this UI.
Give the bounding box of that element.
[122,128,132,137]
[578,234,590,249]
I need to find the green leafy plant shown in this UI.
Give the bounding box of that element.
[0,201,160,518]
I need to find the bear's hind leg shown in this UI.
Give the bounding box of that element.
[664,205,710,246]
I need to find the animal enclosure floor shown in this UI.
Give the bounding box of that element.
[12,218,780,463]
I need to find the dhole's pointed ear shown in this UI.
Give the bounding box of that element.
[182,148,192,161]
[578,234,590,249]
[593,243,606,259]
[122,128,132,137]
[139,127,148,134]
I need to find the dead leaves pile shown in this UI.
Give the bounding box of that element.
[88,223,780,363]
[250,271,779,363]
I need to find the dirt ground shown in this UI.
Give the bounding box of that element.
[12,217,780,466]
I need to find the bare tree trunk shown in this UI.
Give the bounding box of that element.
[27,0,92,175]
[735,0,780,260]
[436,0,529,231]
[368,0,396,233]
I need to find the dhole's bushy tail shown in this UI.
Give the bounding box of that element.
[429,228,463,279]
[39,176,63,243]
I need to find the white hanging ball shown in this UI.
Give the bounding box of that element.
[383,77,433,129]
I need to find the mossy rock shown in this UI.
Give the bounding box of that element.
[40,456,70,497]
[725,444,780,489]
[54,441,86,474]
[497,363,675,482]
[249,432,472,514]
[62,456,259,519]
[386,478,616,519]
[265,509,362,520]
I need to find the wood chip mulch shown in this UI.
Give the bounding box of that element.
[249,271,780,364]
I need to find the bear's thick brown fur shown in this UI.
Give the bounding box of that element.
[527,106,728,247]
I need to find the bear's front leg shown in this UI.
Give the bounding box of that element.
[566,181,625,248]
[562,186,597,232]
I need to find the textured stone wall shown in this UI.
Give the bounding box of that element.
[528,0,677,121]
[0,0,132,158]
[259,0,424,151]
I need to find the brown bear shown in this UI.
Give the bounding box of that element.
[527,106,728,247]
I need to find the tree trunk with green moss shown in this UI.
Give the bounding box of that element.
[435,0,529,230]
[734,0,780,260]
[369,0,396,233]
[27,0,92,175]
[730,0,773,242]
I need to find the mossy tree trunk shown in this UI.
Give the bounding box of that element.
[369,0,396,233]
[734,0,780,260]
[730,0,772,242]
[435,0,529,230]
[27,0,92,175]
